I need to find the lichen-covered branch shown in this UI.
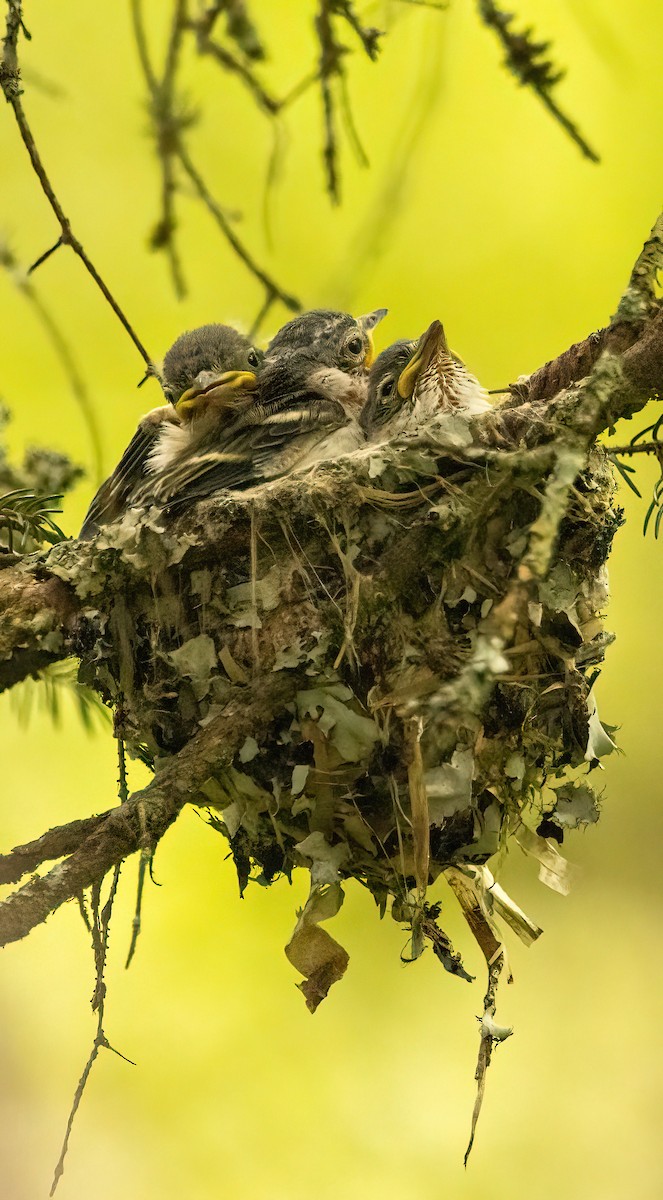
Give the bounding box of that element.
[0,813,111,885]
[0,563,79,690]
[0,673,297,947]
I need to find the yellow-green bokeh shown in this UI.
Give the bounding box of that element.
[2,2,663,1197]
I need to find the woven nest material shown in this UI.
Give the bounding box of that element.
[42,407,621,1011]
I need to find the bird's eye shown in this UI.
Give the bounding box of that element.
[247,347,261,368]
[379,377,395,400]
[346,335,364,356]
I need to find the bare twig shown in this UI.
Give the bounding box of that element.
[175,140,300,312]
[27,236,62,273]
[608,440,663,457]
[50,864,133,1197]
[130,0,188,297]
[476,0,599,163]
[120,727,153,971]
[130,0,300,316]
[248,289,279,339]
[0,1,154,370]
[0,242,104,480]
[315,0,382,203]
[199,0,266,60]
[187,15,279,114]
[393,0,447,8]
[316,1,343,202]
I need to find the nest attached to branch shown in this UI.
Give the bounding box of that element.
[3,214,663,1176]
[38,408,621,1010]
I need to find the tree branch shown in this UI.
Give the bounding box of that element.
[0,673,298,947]
[130,0,301,317]
[0,1,155,370]
[0,240,104,481]
[314,0,382,203]
[0,813,111,886]
[476,0,599,162]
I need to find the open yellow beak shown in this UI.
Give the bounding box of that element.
[176,369,258,417]
[397,320,446,400]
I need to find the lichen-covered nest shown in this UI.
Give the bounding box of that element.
[3,212,663,1178]
[29,401,617,1010]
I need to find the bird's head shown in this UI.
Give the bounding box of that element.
[265,308,387,376]
[361,319,490,436]
[394,319,449,405]
[162,324,262,417]
[360,323,447,434]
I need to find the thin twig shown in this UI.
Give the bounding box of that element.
[50,864,133,1196]
[607,440,663,457]
[0,1,154,370]
[316,1,344,203]
[131,0,188,297]
[0,240,104,479]
[199,0,266,60]
[464,953,509,1165]
[27,236,63,274]
[248,288,278,339]
[157,0,188,298]
[125,802,152,969]
[50,742,136,1190]
[130,0,300,313]
[187,19,280,113]
[176,140,300,311]
[314,0,382,202]
[476,0,599,163]
[393,0,447,8]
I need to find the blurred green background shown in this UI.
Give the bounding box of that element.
[2,2,663,1197]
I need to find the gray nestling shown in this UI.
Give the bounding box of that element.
[79,324,261,537]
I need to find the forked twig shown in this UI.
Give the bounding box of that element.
[0,1,154,370]
[129,0,301,321]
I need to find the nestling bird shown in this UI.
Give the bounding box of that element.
[79,324,262,537]
[265,307,387,397]
[360,319,490,441]
[266,306,386,362]
[138,307,388,512]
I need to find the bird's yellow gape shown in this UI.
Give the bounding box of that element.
[397,320,445,398]
[175,369,258,417]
